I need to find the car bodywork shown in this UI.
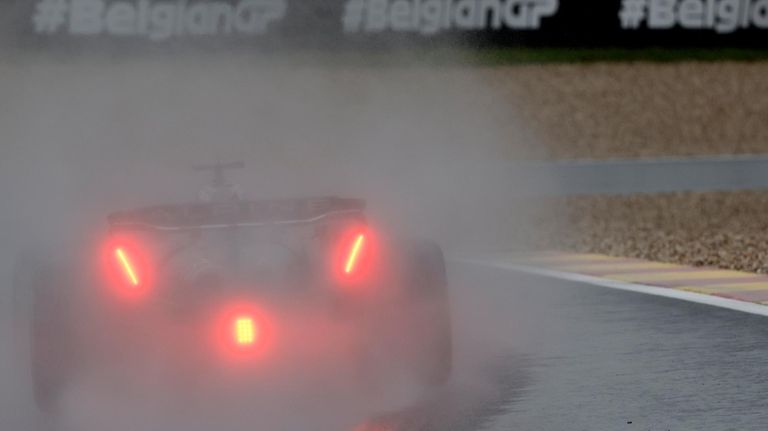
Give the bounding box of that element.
[14,166,452,418]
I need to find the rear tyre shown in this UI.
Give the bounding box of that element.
[401,240,453,387]
[13,254,72,416]
[353,239,452,397]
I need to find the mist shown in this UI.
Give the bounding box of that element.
[0,50,554,430]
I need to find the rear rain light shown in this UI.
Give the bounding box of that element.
[211,302,272,361]
[233,316,257,347]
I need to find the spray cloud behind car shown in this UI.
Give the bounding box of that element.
[0,29,557,431]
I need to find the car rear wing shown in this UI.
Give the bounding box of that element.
[107,197,365,231]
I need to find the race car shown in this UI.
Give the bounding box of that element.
[13,162,452,418]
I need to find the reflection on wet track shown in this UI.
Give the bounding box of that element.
[350,354,532,431]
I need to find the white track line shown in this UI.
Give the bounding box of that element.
[462,259,768,318]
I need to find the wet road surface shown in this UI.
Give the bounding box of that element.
[5,260,768,430]
[360,260,768,431]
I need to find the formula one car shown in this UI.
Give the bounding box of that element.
[13,162,452,417]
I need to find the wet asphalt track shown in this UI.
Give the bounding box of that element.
[359,260,768,431]
[5,260,768,430]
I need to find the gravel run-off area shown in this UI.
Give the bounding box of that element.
[481,61,768,160]
[489,60,768,273]
[535,191,768,274]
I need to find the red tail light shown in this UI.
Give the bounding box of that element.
[101,234,153,301]
[233,315,258,347]
[114,247,140,287]
[332,227,375,285]
[344,234,366,275]
[211,301,271,362]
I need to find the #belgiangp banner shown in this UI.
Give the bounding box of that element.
[9,0,768,50]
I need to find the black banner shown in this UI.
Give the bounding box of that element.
[8,0,768,51]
